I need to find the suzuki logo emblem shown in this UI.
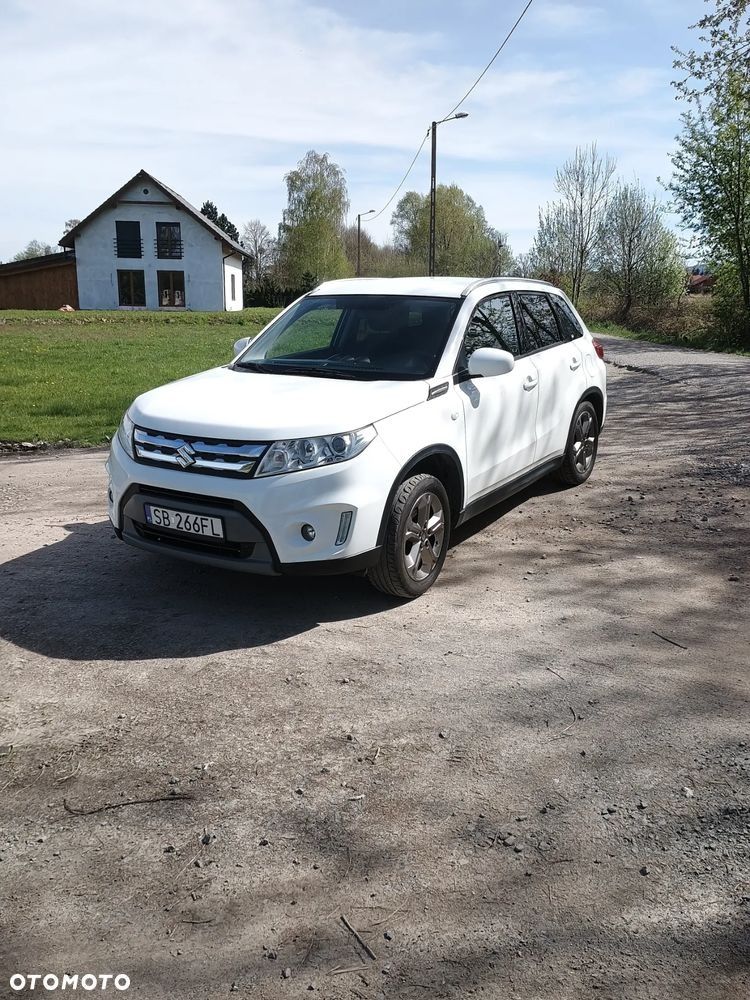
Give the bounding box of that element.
[175,443,197,468]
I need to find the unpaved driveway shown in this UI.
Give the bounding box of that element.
[1,335,748,1000]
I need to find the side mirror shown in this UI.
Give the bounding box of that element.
[233,336,253,357]
[468,347,515,378]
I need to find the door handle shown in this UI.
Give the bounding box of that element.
[523,376,538,391]
[570,356,581,370]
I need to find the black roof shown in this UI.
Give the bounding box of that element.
[59,169,248,257]
[0,250,76,275]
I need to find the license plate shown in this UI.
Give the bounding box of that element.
[144,504,224,540]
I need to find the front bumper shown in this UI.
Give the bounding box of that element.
[106,434,396,575]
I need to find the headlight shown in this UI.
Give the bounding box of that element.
[255,425,376,477]
[116,410,135,459]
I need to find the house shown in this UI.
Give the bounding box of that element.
[0,170,248,312]
[61,169,248,311]
[0,170,250,311]
[687,264,716,295]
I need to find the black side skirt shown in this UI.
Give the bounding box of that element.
[455,457,562,528]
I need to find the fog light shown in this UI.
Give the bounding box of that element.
[301,523,316,542]
[335,510,353,546]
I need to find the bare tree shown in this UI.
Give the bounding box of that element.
[242,219,276,286]
[533,143,616,304]
[530,201,576,290]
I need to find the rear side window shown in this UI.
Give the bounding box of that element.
[551,296,584,341]
[459,294,521,369]
[516,293,561,351]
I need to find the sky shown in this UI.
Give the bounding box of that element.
[0,0,708,262]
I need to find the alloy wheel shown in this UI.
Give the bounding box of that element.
[403,492,446,582]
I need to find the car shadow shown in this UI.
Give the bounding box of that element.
[0,475,569,663]
[449,473,569,547]
[0,520,398,662]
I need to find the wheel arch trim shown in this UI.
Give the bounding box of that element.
[376,445,465,547]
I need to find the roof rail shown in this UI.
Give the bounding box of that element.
[461,276,555,296]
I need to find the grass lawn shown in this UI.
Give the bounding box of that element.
[592,320,750,356]
[0,308,280,445]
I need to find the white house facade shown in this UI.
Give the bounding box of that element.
[60,170,248,312]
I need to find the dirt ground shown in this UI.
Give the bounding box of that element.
[0,334,748,1000]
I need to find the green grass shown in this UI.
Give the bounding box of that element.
[591,319,750,356]
[0,308,280,444]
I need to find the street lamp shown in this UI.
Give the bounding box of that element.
[429,112,469,277]
[356,209,375,277]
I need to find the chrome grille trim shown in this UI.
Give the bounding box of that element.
[134,427,266,476]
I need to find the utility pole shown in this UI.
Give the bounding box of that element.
[356,210,375,277]
[429,122,437,278]
[428,112,469,277]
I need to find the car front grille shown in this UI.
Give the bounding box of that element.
[134,427,266,477]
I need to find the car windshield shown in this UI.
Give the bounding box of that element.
[234,294,461,380]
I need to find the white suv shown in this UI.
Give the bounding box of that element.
[107,277,606,597]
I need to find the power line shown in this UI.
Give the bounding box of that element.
[368,128,430,222]
[444,0,535,118]
[366,0,536,223]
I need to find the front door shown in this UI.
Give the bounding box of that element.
[456,293,539,503]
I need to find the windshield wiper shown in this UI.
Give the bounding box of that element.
[232,359,275,372]
[273,365,359,380]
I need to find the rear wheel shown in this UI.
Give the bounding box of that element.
[367,473,450,598]
[556,400,599,486]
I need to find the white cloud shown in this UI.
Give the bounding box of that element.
[529,2,606,34]
[0,0,687,260]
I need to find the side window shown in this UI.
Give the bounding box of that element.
[115,221,142,259]
[551,296,584,341]
[117,269,146,307]
[458,294,520,370]
[516,293,562,351]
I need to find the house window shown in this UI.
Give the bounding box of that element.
[158,270,185,307]
[230,273,236,301]
[155,222,183,259]
[117,270,146,307]
[115,221,142,258]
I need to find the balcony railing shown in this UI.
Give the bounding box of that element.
[114,238,143,259]
[155,239,184,260]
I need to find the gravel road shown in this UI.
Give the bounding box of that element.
[1,335,748,999]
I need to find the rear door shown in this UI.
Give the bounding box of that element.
[514,291,588,462]
[456,293,539,502]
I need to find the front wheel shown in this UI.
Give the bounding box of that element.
[367,473,450,598]
[556,400,600,486]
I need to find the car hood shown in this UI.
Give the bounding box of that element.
[131,366,428,440]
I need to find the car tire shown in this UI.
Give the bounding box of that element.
[367,473,450,598]
[556,400,600,486]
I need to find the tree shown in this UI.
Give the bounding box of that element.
[277,151,351,284]
[529,201,575,290]
[596,182,685,319]
[200,200,241,244]
[242,219,276,286]
[669,1,750,342]
[532,143,616,305]
[63,219,80,235]
[13,240,57,260]
[390,184,511,276]
[511,252,539,278]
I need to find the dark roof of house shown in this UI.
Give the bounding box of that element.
[0,250,76,275]
[59,169,249,257]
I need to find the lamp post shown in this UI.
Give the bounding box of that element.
[356,209,375,277]
[429,112,469,277]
